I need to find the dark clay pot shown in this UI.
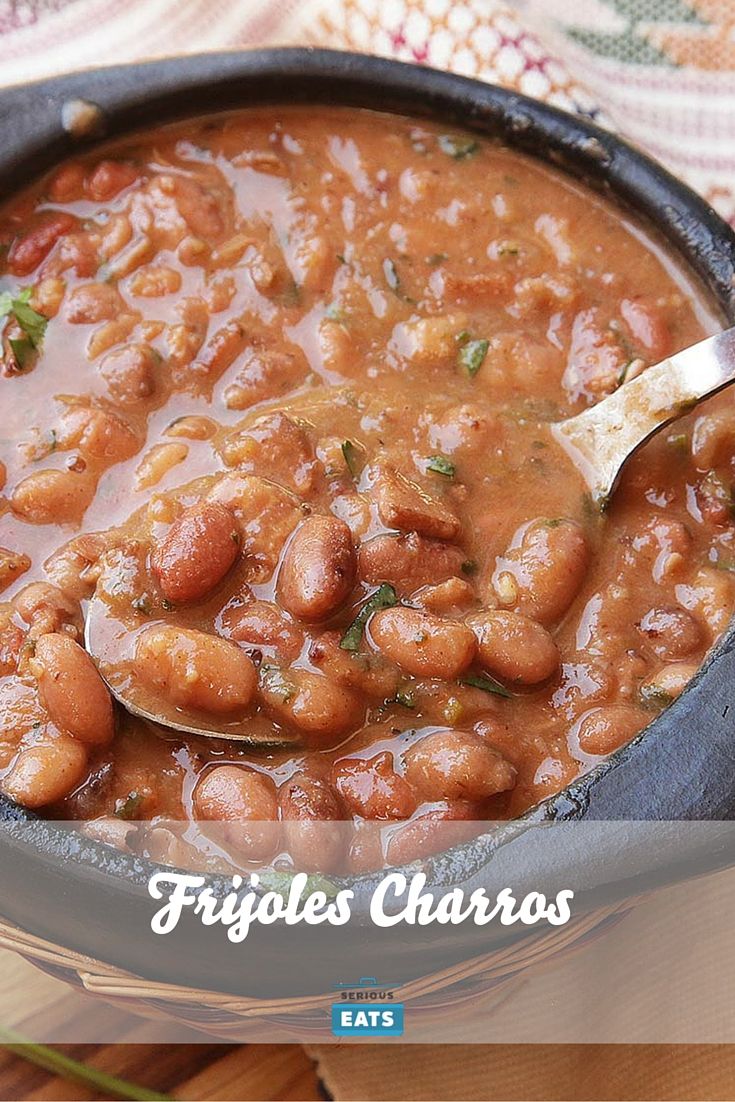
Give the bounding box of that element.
[1,49,735,998]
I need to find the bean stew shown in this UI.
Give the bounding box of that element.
[0,107,730,869]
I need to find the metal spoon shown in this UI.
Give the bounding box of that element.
[552,326,735,508]
[84,593,300,747]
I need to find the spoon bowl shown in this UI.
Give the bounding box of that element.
[84,591,300,747]
[552,326,735,507]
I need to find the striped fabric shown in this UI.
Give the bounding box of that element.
[1,0,734,224]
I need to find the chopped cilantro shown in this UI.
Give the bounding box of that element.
[0,287,48,364]
[114,791,143,820]
[261,666,296,703]
[427,252,448,265]
[341,439,361,478]
[444,696,464,724]
[640,683,673,709]
[458,337,489,377]
[427,454,455,478]
[0,289,48,347]
[281,281,302,307]
[385,683,414,709]
[340,583,397,652]
[438,135,479,160]
[8,337,34,370]
[460,672,512,698]
[667,433,689,453]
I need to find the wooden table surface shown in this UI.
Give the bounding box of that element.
[0,950,325,1101]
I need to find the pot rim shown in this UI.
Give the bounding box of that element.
[2,45,735,910]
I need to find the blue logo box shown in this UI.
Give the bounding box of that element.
[331,1002,404,1037]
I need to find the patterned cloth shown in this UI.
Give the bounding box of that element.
[1,0,735,225]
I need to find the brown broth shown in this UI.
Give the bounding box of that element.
[0,107,730,862]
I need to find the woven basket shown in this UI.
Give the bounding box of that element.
[0,901,633,1040]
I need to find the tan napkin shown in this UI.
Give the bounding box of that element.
[308,1042,735,1101]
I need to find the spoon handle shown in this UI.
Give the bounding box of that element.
[552,326,735,507]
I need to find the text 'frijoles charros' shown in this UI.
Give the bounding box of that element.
[149,870,574,941]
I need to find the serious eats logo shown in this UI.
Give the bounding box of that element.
[331,976,404,1037]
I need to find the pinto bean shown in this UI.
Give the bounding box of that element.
[44,532,110,599]
[358,532,465,596]
[636,606,702,660]
[403,730,516,801]
[468,610,559,685]
[220,598,304,663]
[194,765,278,860]
[385,801,485,865]
[676,567,735,641]
[194,765,277,820]
[280,770,344,871]
[135,625,257,714]
[33,277,66,318]
[694,471,732,528]
[691,409,735,471]
[563,307,627,401]
[168,175,226,240]
[129,264,182,298]
[620,297,670,361]
[369,607,475,679]
[65,282,124,324]
[134,443,188,491]
[576,704,649,756]
[48,163,86,203]
[260,667,363,743]
[192,320,248,385]
[222,348,309,411]
[332,751,416,819]
[220,412,317,494]
[8,212,77,275]
[428,404,496,459]
[83,816,138,850]
[414,577,475,614]
[32,633,114,745]
[397,314,467,366]
[14,582,82,637]
[165,416,217,441]
[641,662,698,703]
[11,469,95,526]
[86,160,139,201]
[57,405,139,462]
[639,516,691,582]
[3,734,88,807]
[307,631,401,700]
[0,549,31,595]
[99,344,157,405]
[87,313,140,360]
[494,518,589,626]
[209,474,303,576]
[373,465,461,540]
[151,502,240,604]
[278,515,356,622]
[281,768,341,820]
